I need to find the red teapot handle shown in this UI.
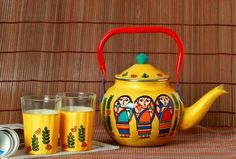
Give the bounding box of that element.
[97,26,184,86]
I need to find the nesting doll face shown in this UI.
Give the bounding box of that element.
[137,97,151,108]
[118,96,131,107]
[158,95,170,107]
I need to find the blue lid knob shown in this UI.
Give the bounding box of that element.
[136,53,149,64]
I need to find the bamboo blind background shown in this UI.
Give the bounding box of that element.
[0,0,235,127]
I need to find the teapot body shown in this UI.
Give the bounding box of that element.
[98,27,227,146]
[100,80,184,146]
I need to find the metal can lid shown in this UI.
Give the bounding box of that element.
[0,131,12,157]
[2,128,20,157]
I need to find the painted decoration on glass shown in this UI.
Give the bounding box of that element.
[31,134,39,151]
[42,127,52,150]
[78,125,87,148]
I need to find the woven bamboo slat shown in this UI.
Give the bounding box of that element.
[0,0,235,127]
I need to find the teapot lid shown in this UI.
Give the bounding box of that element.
[115,53,169,81]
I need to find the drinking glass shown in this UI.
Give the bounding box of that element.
[21,95,61,154]
[57,92,96,151]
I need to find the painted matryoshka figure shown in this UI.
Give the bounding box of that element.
[156,95,174,137]
[114,96,133,137]
[134,96,154,138]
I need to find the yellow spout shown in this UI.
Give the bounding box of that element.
[180,85,227,130]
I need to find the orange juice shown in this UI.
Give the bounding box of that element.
[60,106,95,151]
[23,109,60,154]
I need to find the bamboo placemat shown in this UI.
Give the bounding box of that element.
[0,0,235,127]
[43,124,236,159]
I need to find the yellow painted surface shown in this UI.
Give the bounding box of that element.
[115,64,169,81]
[101,80,181,146]
[60,106,95,151]
[23,109,60,154]
[101,80,227,146]
[180,85,227,130]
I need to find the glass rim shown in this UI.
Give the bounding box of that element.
[56,92,96,99]
[21,95,60,102]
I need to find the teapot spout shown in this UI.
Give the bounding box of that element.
[180,85,227,130]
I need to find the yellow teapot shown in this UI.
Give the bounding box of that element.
[97,27,227,146]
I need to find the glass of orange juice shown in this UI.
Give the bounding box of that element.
[21,95,61,155]
[56,92,96,151]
